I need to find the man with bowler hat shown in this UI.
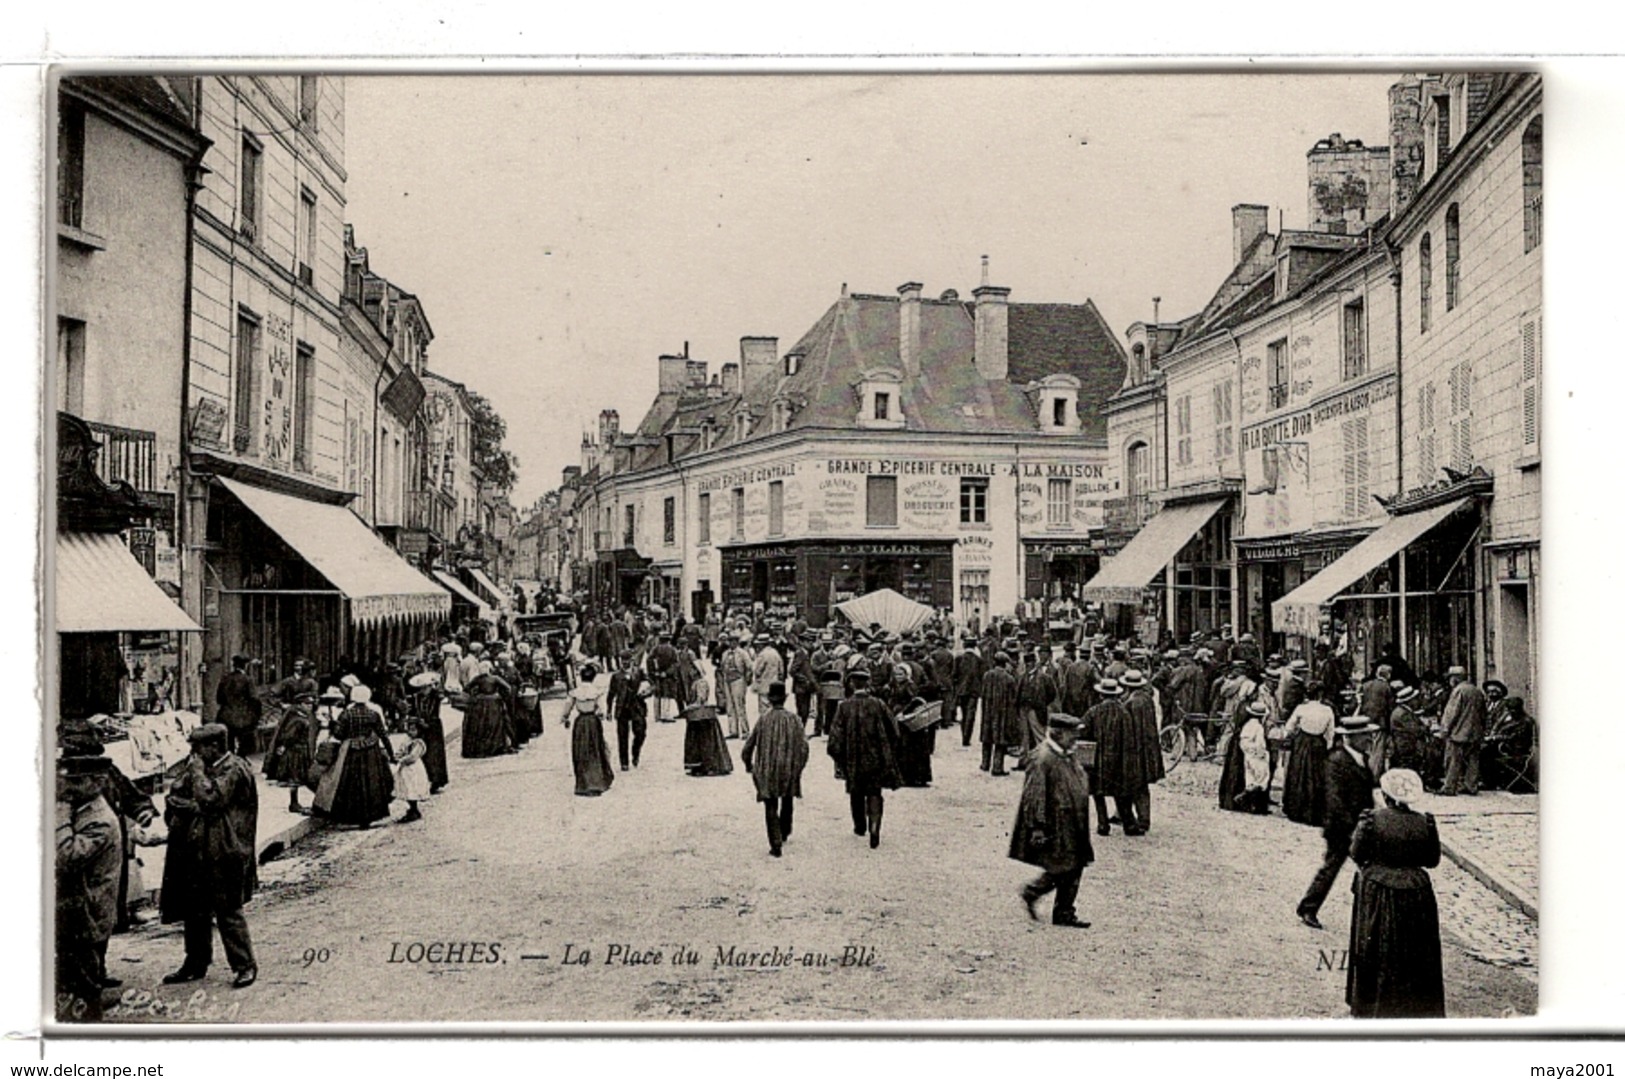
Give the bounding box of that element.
[1010,712,1094,928]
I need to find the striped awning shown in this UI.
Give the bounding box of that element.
[433,570,495,622]
[1078,498,1229,605]
[466,566,504,607]
[218,477,450,627]
[56,531,202,633]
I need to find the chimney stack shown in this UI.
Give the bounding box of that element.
[685,359,709,394]
[971,257,1010,382]
[720,362,741,396]
[739,336,779,396]
[658,354,688,394]
[1387,76,1428,213]
[897,282,923,377]
[1232,204,1270,266]
[598,409,620,447]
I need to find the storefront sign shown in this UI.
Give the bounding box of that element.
[810,476,860,533]
[1017,482,1043,525]
[957,535,995,565]
[900,478,954,531]
[826,458,998,477]
[262,313,294,466]
[1241,409,1313,450]
[697,462,798,493]
[1312,377,1396,424]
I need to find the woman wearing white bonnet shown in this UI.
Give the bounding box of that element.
[1345,767,1446,1018]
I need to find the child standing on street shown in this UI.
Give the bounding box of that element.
[394,722,430,824]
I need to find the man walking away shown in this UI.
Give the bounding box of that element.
[954,635,986,748]
[742,683,809,857]
[1009,713,1094,928]
[1296,716,1378,930]
[215,655,261,760]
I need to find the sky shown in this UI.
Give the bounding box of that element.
[344,72,1398,509]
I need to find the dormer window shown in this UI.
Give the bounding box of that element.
[700,419,717,451]
[771,398,792,433]
[855,367,904,430]
[1034,373,1082,435]
[734,411,751,441]
[785,352,802,377]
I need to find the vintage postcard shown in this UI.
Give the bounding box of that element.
[41,67,1545,1031]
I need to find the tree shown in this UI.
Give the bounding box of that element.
[465,389,519,494]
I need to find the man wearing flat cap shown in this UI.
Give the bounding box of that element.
[55,755,121,1021]
[1009,713,1094,928]
[1439,666,1487,796]
[1296,716,1378,930]
[214,654,261,760]
[160,723,260,988]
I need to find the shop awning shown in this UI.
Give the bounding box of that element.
[217,477,451,627]
[432,570,495,621]
[56,531,203,633]
[1271,497,1475,635]
[466,566,504,607]
[1078,498,1229,604]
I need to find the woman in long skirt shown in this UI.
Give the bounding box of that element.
[460,669,514,758]
[1281,683,1337,826]
[263,693,318,814]
[563,664,614,796]
[408,674,450,793]
[1346,768,1447,1018]
[682,678,733,777]
[321,686,396,827]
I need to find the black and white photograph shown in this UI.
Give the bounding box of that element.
[27,54,1595,1042]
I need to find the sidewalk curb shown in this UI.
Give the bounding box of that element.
[254,707,467,861]
[1438,833,1538,922]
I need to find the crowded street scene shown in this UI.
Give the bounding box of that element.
[48,68,1546,1029]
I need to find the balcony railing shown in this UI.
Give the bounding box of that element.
[84,419,158,493]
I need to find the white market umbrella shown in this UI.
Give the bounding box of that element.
[834,588,934,637]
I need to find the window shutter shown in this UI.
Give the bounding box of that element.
[1521,316,1541,447]
[1354,416,1370,512]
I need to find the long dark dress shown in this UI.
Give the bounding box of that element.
[682,703,735,776]
[1346,806,1446,1018]
[567,684,615,796]
[1217,720,1248,812]
[1282,707,1335,826]
[263,703,316,787]
[461,675,513,758]
[323,704,395,826]
[411,688,450,790]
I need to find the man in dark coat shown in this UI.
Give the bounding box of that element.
[1009,713,1094,928]
[55,757,121,1021]
[1015,652,1058,763]
[953,636,987,747]
[788,633,819,733]
[1058,643,1095,718]
[827,669,902,849]
[214,655,261,759]
[1360,664,1396,774]
[1120,670,1167,833]
[161,724,260,988]
[607,654,649,771]
[742,682,810,857]
[979,652,1021,775]
[1440,666,1488,795]
[1296,717,1378,930]
[1081,677,1137,836]
[928,635,957,731]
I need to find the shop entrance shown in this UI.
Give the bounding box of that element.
[1499,581,1532,701]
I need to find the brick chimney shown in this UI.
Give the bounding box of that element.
[971,256,1009,382]
[598,409,620,447]
[1233,205,1270,265]
[720,362,741,396]
[897,281,923,377]
[740,336,779,396]
[685,359,709,392]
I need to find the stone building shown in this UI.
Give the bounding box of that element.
[570,263,1125,629]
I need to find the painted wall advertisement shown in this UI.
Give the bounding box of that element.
[261,312,293,466]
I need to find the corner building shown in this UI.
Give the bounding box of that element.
[578,268,1125,629]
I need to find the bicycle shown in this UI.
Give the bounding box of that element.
[1159,713,1221,772]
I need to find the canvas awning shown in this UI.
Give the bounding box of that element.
[1078,498,1229,604]
[1271,497,1475,635]
[56,531,202,633]
[433,570,495,621]
[218,476,450,626]
[466,566,504,607]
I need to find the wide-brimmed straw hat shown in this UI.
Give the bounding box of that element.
[1379,768,1424,804]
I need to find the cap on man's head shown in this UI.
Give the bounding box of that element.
[1447,665,1468,678]
[1047,713,1084,731]
[767,681,788,704]
[188,723,229,744]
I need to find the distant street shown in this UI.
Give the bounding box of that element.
[103,682,1535,1024]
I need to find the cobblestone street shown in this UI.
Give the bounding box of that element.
[99,690,1535,1025]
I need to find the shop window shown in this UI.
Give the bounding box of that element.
[732,486,745,540]
[57,99,85,228]
[233,309,260,453]
[1175,394,1192,466]
[1341,416,1371,519]
[1419,233,1433,334]
[698,492,711,543]
[960,477,988,525]
[663,496,676,546]
[1046,477,1072,527]
[293,342,315,472]
[1523,117,1543,253]
[1445,204,1461,312]
[57,317,86,416]
[768,481,784,537]
[1211,381,1234,463]
[959,568,990,607]
[1521,312,1542,452]
[239,133,263,243]
[866,475,897,527]
[1342,298,1366,381]
[1266,338,1289,410]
